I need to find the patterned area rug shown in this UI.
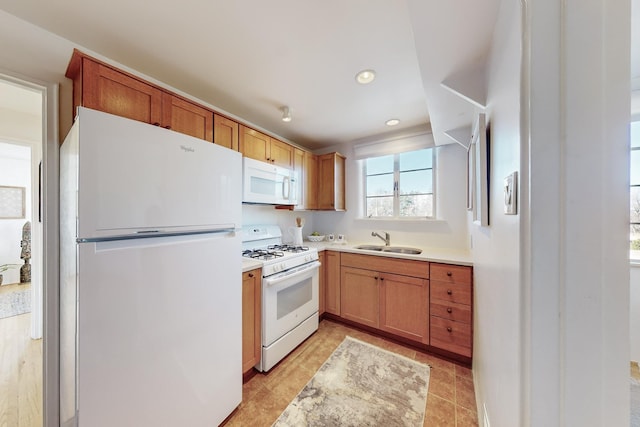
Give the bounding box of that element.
[273,336,430,427]
[0,288,31,319]
[632,377,640,426]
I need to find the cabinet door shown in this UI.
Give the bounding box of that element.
[269,138,294,168]
[161,93,213,142]
[318,152,346,210]
[239,126,270,162]
[242,269,261,373]
[213,114,239,151]
[82,58,163,125]
[379,273,429,343]
[293,148,306,209]
[318,251,326,316]
[340,267,379,328]
[305,152,318,210]
[325,251,341,315]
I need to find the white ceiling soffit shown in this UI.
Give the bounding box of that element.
[0,0,502,149]
[406,0,500,147]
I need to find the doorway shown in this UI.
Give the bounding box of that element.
[0,77,44,426]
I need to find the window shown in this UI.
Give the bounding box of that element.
[364,148,434,218]
[631,120,640,261]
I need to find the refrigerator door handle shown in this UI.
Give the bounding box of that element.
[78,226,237,243]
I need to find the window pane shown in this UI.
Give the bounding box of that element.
[399,169,432,195]
[631,224,640,260]
[366,174,394,196]
[399,149,432,171]
[631,121,640,148]
[399,194,433,217]
[367,196,393,217]
[366,155,394,175]
[632,150,640,186]
[631,186,640,223]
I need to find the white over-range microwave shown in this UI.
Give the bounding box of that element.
[242,157,298,205]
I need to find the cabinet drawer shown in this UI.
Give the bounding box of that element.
[341,252,429,279]
[431,281,472,305]
[430,316,472,357]
[430,300,471,324]
[430,263,472,285]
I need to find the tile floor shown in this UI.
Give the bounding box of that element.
[225,319,478,427]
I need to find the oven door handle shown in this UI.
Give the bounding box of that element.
[263,261,321,287]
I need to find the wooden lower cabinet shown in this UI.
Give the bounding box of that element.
[318,251,326,315]
[324,251,341,315]
[429,263,473,358]
[340,267,379,328]
[242,268,261,373]
[338,253,430,344]
[379,273,429,344]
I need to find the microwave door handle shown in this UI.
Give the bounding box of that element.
[283,176,290,200]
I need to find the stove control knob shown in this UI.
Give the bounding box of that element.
[280,263,286,270]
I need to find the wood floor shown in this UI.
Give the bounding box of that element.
[0,283,42,427]
[226,319,479,427]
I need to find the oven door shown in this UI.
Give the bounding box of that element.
[262,261,320,346]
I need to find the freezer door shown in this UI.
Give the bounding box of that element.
[68,107,242,240]
[73,231,241,427]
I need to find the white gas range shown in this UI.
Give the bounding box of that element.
[242,225,320,372]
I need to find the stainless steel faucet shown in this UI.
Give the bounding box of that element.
[371,231,390,246]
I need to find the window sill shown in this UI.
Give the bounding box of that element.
[355,217,447,225]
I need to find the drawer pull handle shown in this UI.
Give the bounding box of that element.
[374,276,379,280]
[447,307,453,314]
[447,271,452,276]
[380,277,384,281]
[248,273,254,278]
[447,289,453,295]
[447,327,452,333]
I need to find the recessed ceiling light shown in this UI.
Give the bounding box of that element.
[355,69,376,84]
[385,119,400,126]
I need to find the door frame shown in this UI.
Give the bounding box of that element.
[0,70,60,427]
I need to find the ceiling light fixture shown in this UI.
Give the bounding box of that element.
[281,106,292,122]
[355,69,376,84]
[385,119,400,126]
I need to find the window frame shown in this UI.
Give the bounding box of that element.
[363,148,435,219]
[631,116,640,263]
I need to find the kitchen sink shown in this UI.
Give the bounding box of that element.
[353,244,385,251]
[353,245,423,255]
[382,246,422,255]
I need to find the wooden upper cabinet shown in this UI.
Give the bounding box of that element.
[239,125,270,162]
[305,152,318,210]
[161,93,213,142]
[72,57,163,125]
[293,148,305,209]
[213,114,239,151]
[318,152,346,211]
[269,138,294,168]
[66,50,214,144]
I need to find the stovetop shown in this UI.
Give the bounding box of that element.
[242,225,319,276]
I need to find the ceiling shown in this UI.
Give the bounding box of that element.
[0,0,637,150]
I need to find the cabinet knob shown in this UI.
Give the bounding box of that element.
[374,276,379,280]
[447,289,453,295]
[446,271,452,277]
[153,122,160,126]
[447,307,453,314]
[447,327,452,333]
[380,277,384,281]
[164,125,171,130]
[248,273,254,278]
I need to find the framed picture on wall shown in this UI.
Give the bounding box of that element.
[0,185,26,219]
[470,113,489,226]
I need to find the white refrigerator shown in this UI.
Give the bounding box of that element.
[60,107,242,427]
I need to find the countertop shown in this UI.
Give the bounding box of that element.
[242,241,472,272]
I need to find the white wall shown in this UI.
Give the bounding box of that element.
[468,1,522,425]
[0,143,31,284]
[312,142,469,250]
[525,0,630,425]
[242,205,316,244]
